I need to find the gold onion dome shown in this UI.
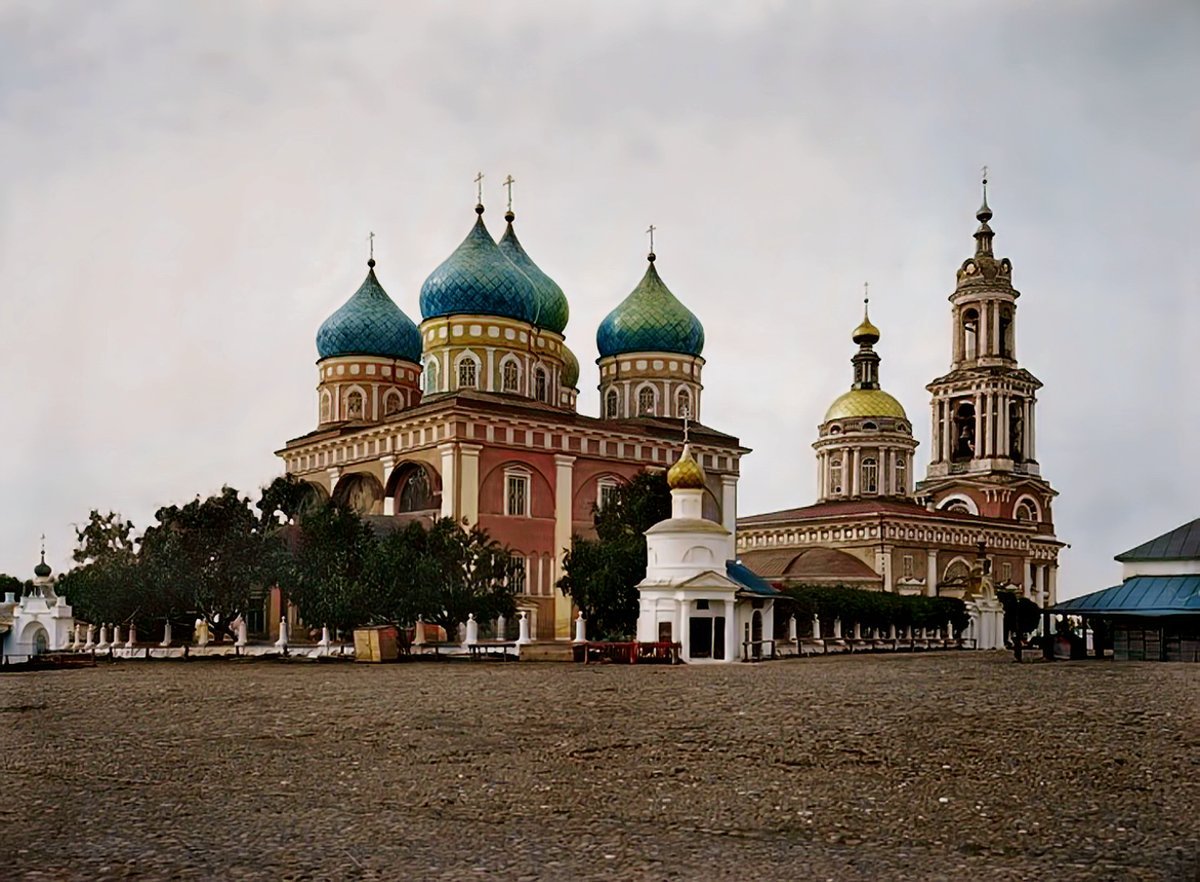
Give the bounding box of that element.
[667,443,707,490]
[852,313,880,345]
[824,388,907,422]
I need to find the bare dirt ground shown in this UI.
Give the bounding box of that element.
[1,652,1197,881]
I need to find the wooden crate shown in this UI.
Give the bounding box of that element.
[353,625,400,663]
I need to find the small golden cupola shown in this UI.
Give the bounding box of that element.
[813,286,918,502]
[667,442,707,491]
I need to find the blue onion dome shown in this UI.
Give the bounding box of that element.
[316,260,422,362]
[561,344,580,389]
[596,255,704,358]
[498,210,569,334]
[419,206,538,324]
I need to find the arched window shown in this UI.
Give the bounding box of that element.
[383,391,402,416]
[424,359,440,394]
[502,360,520,393]
[638,386,657,416]
[677,388,691,419]
[962,308,979,361]
[1000,307,1013,359]
[505,467,530,517]
[861,457,878,494]
[830,458,843,495]
[346,390,364,420]
[862,421,877,431]
[942,500,971,514]
[1015,500,1038,522]
[457,357,477,389]
[319,391,332,423]
[895,458,907,495]
[534,367,548,402]
[605,389,619,419]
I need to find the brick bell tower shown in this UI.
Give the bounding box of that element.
[916,177,1057,529]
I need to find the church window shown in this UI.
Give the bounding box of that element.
[942,500,971,514]
[506,470,530,516]
[895,458,907,494]
[638,386,657,416]
[384,391,402,416]
[902,555,914,579]
[863,421,877,431]
[1015,500,1038,522]
[696,599,710,610]
[598,479,619,511]
[830,458,843,495]
[953,401,976,461]
[1001,562,1012,583]
[458,357,478,389]
[944,560,970,585]
[319,391,332,423]
[502,360,520,393]
[424,359,440,394]
[509,555,528,594]
[677,388,691,419]
[861,457,878,494]
[346,391,364,419]
[535,367,548,402]
[1000,308,1013,359]
[605,389,620,418]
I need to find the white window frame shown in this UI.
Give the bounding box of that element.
[424,358,440,394]
[637,384,657,416]
[597,478,620,511]
[456,352,480,389]
[605,389,620,419]
[505,467,531,517]
[861,457,878,494]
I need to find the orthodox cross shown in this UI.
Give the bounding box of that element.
[368,231,375,261]
[981,164,989,199]
[40,533,45,555]
[503,175,515,211]
[646,224,656,253]
[681,405,691,443]
[863,281,869,310]
[474,171,484,204]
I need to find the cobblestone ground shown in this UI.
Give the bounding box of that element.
[1,652,1197,881]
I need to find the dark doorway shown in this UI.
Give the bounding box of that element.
[713,617,726,660]
[689,617,712,658]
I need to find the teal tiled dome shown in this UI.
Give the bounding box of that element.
[596,257,705,358]
[316,261,422,362]
[420,208,538,324]
[561,344,580,389]
[498,214,569,334]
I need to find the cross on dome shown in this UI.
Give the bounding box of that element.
[503,175,515,212]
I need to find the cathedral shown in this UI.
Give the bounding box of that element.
[277,189,745,641]
[737,183,1063,631]
[277,179,1063,645]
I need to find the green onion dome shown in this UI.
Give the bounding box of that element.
[596,255,704,359]
[561,344,580,389]
[498,211,569,334]
[316,260,422,362]
[420,206,538,324]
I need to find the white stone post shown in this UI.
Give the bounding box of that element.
[318,626,332,654]
[516,611,531,645]
[160,621,172,647]
[85,624,95,651]
[812,614,821,640]
[112,624,123,648]
[71,623,83,651]
[413,618,426,646]
[572,612,586,643]
[126,624,136,649]
[495,614,507,641]
[832,618,842,640]
[853,621,862,641]
[274,618,288,651]
[196,620,210,648]
[96,623,110,651]
[235,618,248,647]
[465,613,479,646]
[889,623,898,641]
[787,615,798,643]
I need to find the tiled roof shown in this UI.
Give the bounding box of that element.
[1054,576,1200,616]
[738,498,992,527]
[498,221,569,333]
[738,547,881,583]
[596,260,704,358]
[316,265,422,362]
[420,214,537,324]
[1115,518,1200,562]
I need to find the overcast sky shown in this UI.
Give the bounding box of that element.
[2,1,1197,598]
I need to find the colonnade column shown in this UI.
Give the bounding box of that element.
[926,549,938,597]
[724,599,736,661]
[380,455,397,516]
[980,303,990,356]
[1047,565,1058,607]
[553,454,576,640]
[952,309,964,365]
[992,303,1002,358]
[1023,558,1034,599]
[1029,400,1037,461]
[1034,564,1046,607]
[459,444,481,527]
[850,449,860,496]
[941,400,952,462]
[974,393,983,458]
[438,443,457,520]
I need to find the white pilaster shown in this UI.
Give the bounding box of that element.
[553,454,576,639]
[926,549,938,597]
[724,599,736,661]
[459,443,482,527]
[380,455,397,516]
[439,442,457,520]
[720,474,738,540]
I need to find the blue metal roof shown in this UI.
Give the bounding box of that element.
[1054,575,1200,617]
[1115,517,1200,562]
[727,560,778,597]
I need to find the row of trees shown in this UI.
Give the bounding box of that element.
[56,477,519,641]
[779,585,971,634]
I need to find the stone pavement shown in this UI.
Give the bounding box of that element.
[1,653,1196,880]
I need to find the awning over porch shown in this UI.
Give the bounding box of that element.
[1054,575,1200,617]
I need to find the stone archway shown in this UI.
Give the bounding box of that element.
[386,462,443,514]
[332,472,385,515]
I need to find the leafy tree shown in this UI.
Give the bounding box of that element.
[287,502,380,635]
[404,518,519,639]
[780,585,969,635]
[0,574,23,596]
[139,487,285,637]
[71,511,137,565]
[997,589,1041,639]
[55,510,154,628]
[558,470,671,640]
[258,474,325,528]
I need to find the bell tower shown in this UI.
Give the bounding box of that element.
[916,179,1057,526]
